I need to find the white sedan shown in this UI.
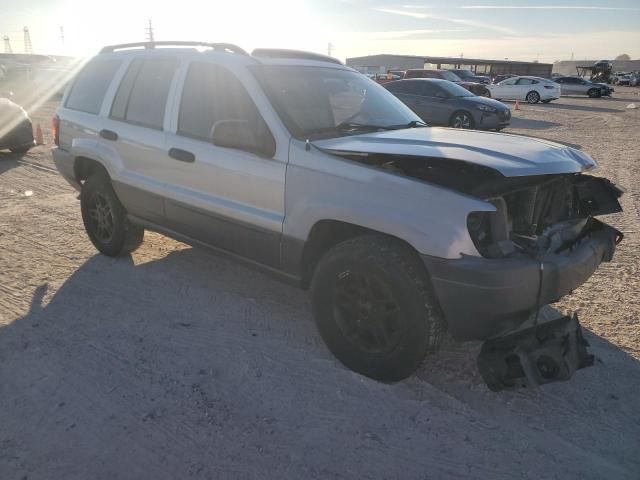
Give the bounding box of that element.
[486,76,561,104]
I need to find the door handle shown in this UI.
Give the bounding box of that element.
[99,129,118,141]
[168,147,195,163]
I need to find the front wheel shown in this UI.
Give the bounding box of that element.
[80,172,144,257]
[526,91,540,104]
[310,236,445,382]
[588,88,601,98]
[449,111,475,129]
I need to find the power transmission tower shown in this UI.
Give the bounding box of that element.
[3,36,12,54]
[23,26,33,54]
[145,19,155,42]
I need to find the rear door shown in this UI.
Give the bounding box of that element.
[103,55,180,223]
[163,61,286,268]
[515,77,539,99]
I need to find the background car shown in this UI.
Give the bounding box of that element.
[0,97,34,155]
[404,69,489,96]
[491,73,517,84]
[613,73,631,86]
[555,76,613,97]
[384,78,511,130]
[449,69,490,84]
[485,76,560,104]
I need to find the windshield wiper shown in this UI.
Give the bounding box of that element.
[338,120,429,131]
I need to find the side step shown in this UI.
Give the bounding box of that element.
[477,313,594,391]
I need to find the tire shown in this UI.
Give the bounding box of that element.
[449,111,475,129]
[10,145,31,155]
[310,235,445,382]
[80,171,144,257]
[588,88,601,98]
[482,89,491,98]
[525,91,540,104]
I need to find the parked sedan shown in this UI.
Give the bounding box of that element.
[0,97,34,155]
[554,76,613,97]
[485,76,560,104]
[385,79,511,130]
[404,69,489,96]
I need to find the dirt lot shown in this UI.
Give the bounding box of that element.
[1,90,639,480]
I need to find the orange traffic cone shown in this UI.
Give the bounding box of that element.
[514,100,520,111]
[35,123,44,145]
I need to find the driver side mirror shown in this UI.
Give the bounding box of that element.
[211,120,275,158]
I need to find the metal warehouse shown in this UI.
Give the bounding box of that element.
[346,54,553,78]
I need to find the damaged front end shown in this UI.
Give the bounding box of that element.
[329,150,624,390]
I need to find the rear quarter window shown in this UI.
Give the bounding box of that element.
[65,59,122,114]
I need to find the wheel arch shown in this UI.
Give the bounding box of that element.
[74,156,110,184]
[298,219,425,289]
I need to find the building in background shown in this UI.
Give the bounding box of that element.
[346,54,553,78]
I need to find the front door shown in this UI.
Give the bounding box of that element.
[163,62,286,268]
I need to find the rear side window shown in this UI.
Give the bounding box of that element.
[111,57,178,129]
[65,59,122,114]
[178,62,267,142]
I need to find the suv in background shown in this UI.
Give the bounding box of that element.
[404,69,488,96]
[449,69,490,84]
[52,42,623,387]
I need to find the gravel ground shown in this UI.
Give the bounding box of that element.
[1,90,639,480]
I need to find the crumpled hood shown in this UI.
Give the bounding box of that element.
[314,127,597,177]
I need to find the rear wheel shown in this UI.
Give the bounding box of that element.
[310,235,444,382]
[526,91,540,104]
[588,88,601,98]
[449,111,475,129]
[80,172,144,256]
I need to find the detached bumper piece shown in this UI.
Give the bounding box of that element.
[477,313,594,391]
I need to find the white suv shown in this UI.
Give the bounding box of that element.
[52,42,623,387]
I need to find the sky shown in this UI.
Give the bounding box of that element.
[0,0,639,62]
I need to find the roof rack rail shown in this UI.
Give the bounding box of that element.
[252,48,342,65]
[100,41,248,55]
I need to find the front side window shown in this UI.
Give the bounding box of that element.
[516,78,538,85]
[500,78,518,86]
[178,62,270,144]
[111,57,178,129]
[66,59,122,114]
[436,81,475,97]
[253,66,422,139]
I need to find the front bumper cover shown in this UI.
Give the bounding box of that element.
[421,221,621,341]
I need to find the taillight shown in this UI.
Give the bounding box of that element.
[52,114,60,146]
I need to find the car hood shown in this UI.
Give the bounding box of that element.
[313,127,597,177]
[458,95,509,111]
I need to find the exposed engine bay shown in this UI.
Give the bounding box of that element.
[334,152,624,259]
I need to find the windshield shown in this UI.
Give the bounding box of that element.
[252,66,422,139]
[437,81,475,97]
[452,70,472,79]
[440,71,463,82]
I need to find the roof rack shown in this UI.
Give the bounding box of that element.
[252,48,342,65]
[100,41,248,55]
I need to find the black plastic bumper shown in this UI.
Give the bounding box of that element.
[421,223,620,341]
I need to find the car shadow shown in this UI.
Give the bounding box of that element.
[0,151,21,174]
[509,117,561,130]
[1,248,639,478]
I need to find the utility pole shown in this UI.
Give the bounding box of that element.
[327,42,333,57]
[3,36,12,54]
[145,18,155,42]
[23,26,33,54]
